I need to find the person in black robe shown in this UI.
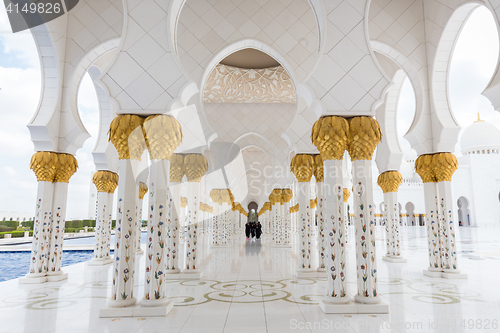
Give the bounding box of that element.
[255,222,262,239]
[245,222,251,239]
[250,222,256,239]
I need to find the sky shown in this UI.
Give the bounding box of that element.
[0,5,499,219]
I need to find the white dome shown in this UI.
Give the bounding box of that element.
[460,119,500,155]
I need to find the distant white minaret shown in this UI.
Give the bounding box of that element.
[87,171,97,220]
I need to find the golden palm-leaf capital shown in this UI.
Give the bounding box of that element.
[282,188,293,203]
[311,116,349,160]
[377,171,403,193]
[347,117,382,161]
[181,196,188,208]
[290,154,314,182]
[169,153,185,183]
[143,114,183,160]
[343,188,351,203]
[92,170,119,193]
[312,154,324,182]
[184,154,208,182]
[54,153,78,183]
[108,115,146,160]
[30,151,58,182]
[310,198,317,209]
[415,154,436,183]
[138,182,148,199]
[432,153,458,182]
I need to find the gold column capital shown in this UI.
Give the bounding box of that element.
[92,170,119,193]
[343,188,351,203]
[415,154,435,183]
[181,196,188,208]
[109,115,147,160]
[433,153,458,182]
[138,182,148,200]
[377,171,403,193]
[169,153,185,183]
[310,198,317,209]
[30,151,58,182]
[282,189,293,203]
[290,154,314,182]
[30,152,78,183]
[54,153,78,183]
[312,154,324,182]
[347,116,382,161]
[311,116,349,160]
[143,114,183,160]
[184,154,208,182]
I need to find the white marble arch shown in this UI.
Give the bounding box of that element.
[371,41,431,155]
[429,2,484,153]
[375,69,405,173]
[88,50,120,173]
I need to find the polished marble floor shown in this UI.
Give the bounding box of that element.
[0,226,499,333]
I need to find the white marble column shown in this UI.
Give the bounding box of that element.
[23,180,54,282]
[142,160,170,305]
[316,183,326,272]
[46,182,70,281]
[352,160,380,304]
[109,158,140,307]
[22,152,78,284]
[90,171,118,266]
[433,153,465,278]
[136,182,147,255]
[343,189,350,244]
[185,181,200,272]
[323,159,348,302]
[166,182,181,274]
[378,171,406,263]
[297,181,312,273]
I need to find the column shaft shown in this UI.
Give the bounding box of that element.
[437,181,460,273]
[143,160,170,303]
[47,182,69,276]
[324,159,348,300]
[298,182,311,269]
[28,181,54,277]
[166,182,180,272]
[93,192,113,261]
[110,159,138,306]
[352,160,379,302]
[424,182,441,271]
[185,182,200,270]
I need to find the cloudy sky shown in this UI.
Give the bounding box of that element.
[0,5,499,219]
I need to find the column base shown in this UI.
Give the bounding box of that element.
[18,273,47,284]
[165,268,180,274]
[296,268,323,279]
[382,255,407,263]
[46,272,68,282]
[100,300,173,318]
[423,268,445,278]
[87,258,114,266]
[320,295,388,314]
[136,250,144,255]
[442,270,468,279]
[272,243,292,248]
[316,267,326,273]
[179,270,203,280]
[211,244,230,248]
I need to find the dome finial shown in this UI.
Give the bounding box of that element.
[475,112,484,123]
